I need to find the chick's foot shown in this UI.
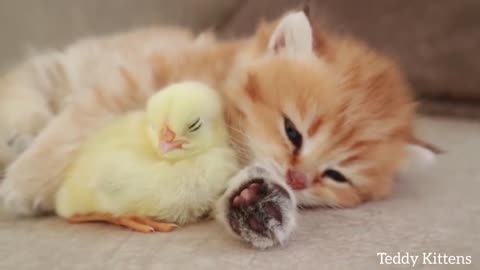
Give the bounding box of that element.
[68,213,177,233]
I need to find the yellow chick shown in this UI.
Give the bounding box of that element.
[55,81,238,233]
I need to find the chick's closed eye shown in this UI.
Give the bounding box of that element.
[188,118,202,132]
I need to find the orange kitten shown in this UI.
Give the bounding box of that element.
[0,10,433,248]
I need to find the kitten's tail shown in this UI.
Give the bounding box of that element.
[400,137,443,174]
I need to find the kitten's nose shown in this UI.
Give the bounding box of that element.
[287,169,307,190]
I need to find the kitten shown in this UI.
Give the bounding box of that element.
[0,10,433,248]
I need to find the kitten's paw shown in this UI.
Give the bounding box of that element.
[0,169,55,216]
[217,164,297,249]
[1,186,35,215]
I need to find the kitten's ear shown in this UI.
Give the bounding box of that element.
[400,138,443,174]
[268,11,314,55]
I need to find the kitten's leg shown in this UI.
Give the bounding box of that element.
[1,60,155,215]
[0,84,53,170]
[0,108,114,215]
[215,162,297,249]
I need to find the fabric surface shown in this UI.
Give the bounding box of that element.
[0,0,241,72]
[220,0,480,103]
[1,116,479,270]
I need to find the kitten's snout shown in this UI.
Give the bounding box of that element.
[286,169,307,190]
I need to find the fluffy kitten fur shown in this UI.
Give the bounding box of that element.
[0,10,430,247]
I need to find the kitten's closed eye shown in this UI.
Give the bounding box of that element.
[283,117,302,152]
[323,169,348,183]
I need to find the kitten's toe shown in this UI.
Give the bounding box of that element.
[1,188,33,215]
[217,164,297,249]
[0,175,54,216]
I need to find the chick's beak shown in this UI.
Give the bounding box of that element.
[159,141,184,154]
[159,126,184,154]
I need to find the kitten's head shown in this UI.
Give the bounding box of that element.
[225,10,426,207]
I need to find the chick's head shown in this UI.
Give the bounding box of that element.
[146,81,226,160]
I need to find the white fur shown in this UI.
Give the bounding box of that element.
[268,11,313,56]
[399,143,437,174]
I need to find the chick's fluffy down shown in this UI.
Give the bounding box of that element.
[56,112,238,225]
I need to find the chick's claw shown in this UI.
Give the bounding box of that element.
[117,217,156,233]
[131,217,178,232]
[68,213,177,233]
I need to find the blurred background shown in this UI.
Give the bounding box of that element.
[0,0,479,117]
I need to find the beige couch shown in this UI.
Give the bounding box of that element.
[1,1,479,269]
[0,0,240,72]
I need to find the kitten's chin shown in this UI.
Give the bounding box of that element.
[294,189,325,208]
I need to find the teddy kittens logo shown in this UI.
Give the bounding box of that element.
[377,252,472,267]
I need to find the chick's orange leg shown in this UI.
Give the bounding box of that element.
[67,213,176,233]
[132,217,178,232]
